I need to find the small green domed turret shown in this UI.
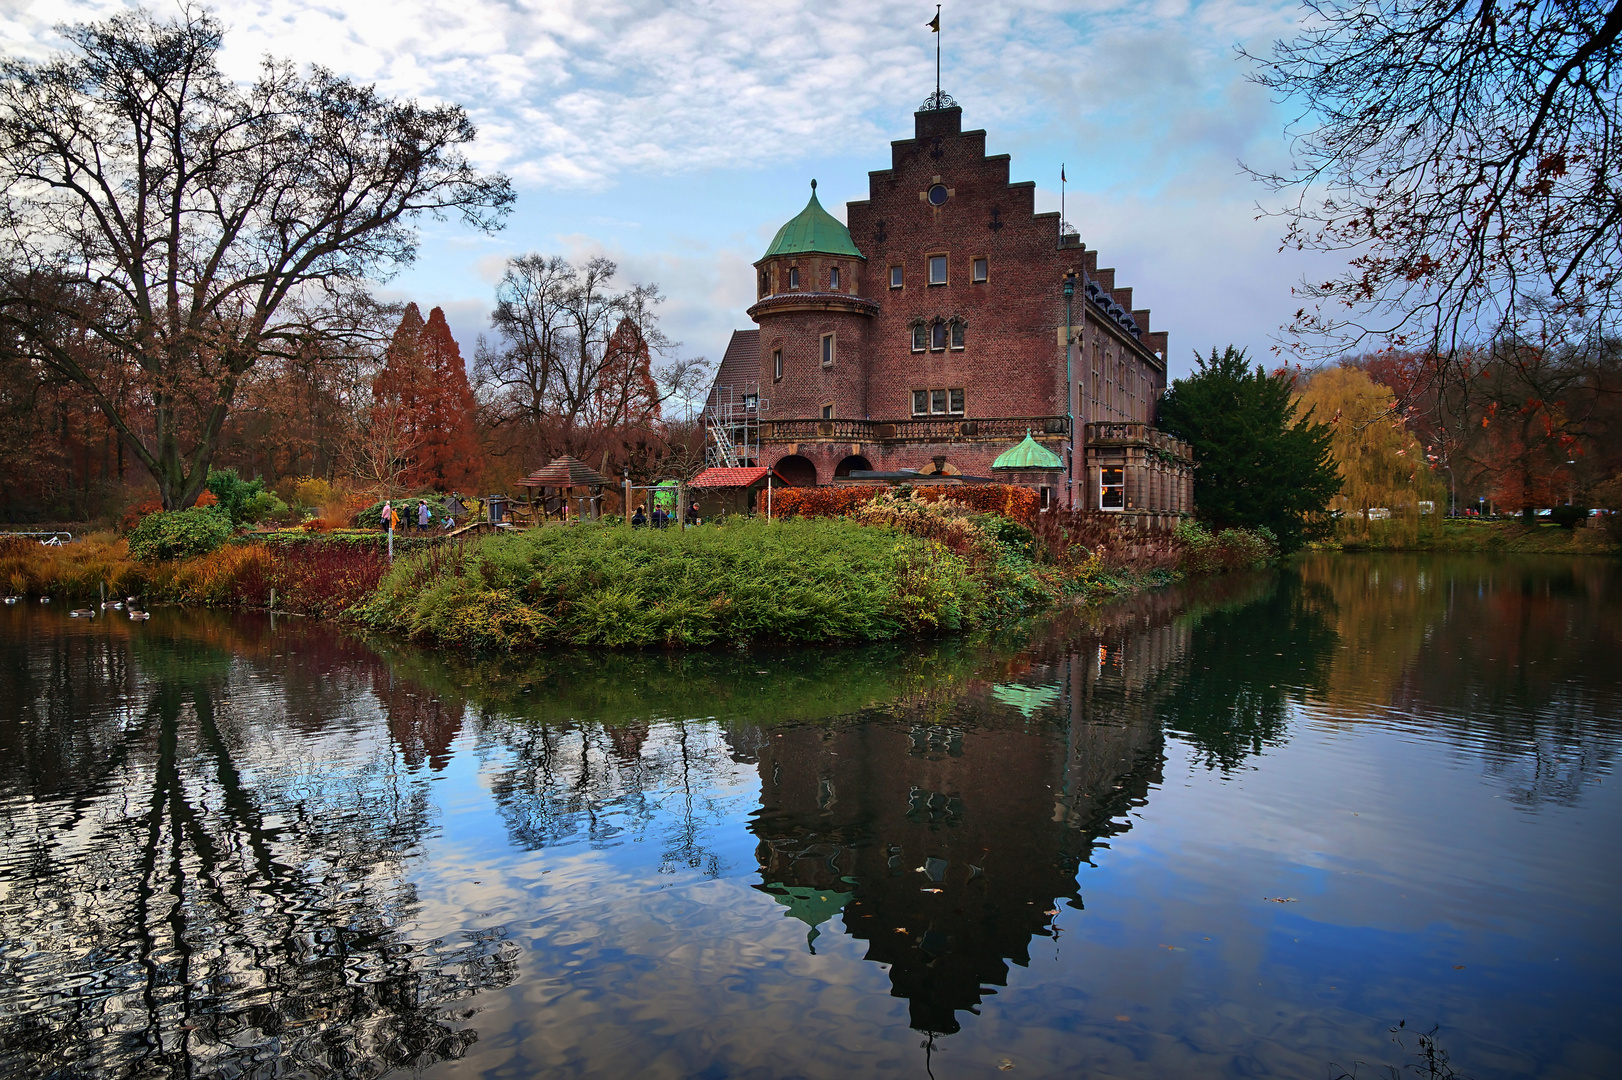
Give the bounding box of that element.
[762,180,865,260]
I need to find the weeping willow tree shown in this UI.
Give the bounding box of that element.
[1294,366,1446,542]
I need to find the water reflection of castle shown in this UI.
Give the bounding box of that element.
[730,607,1189,1034]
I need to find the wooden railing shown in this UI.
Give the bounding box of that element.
[760,416,1070,442]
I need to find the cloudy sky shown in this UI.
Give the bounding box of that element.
[1,0,1337,387]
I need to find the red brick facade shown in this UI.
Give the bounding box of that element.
[708,104,1192,515]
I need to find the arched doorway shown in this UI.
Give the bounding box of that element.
[774,455,818,487]
[834,455,873,478]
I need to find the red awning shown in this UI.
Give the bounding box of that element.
[689,466,788,489]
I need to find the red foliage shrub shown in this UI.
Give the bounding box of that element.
[771,487,883,518]
[913,485,1040,525]
[773,483,1039,524]
[1030,510,1180,571]
[120,489,218,532]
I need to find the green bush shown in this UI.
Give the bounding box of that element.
[354,495,453,529]
[127,507,234,562]
[354,517,981,650]
[206,468,267,526]
[242,490,290,523]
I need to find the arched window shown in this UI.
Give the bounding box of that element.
[949,319,965,349]
[931,320,948,351]
[911,322,927,352]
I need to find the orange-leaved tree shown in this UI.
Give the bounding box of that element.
[372,305,480,492]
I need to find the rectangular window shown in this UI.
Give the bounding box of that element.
[928,255,947,285]
[972,257,988,283]
[890,265,904,289]
[1100,466,1125,511]
[912,390,929,416]
[931,389,948,414]
[912,324,927,352]
[821,403,834,420]
[950,321,964,349]
[949,388,964,414]
[931,322,948,350]
[743,393,758,411]
[821,333,835,367]
[773,348,783,381]
[789,266,800,289]
[830,266,840,290]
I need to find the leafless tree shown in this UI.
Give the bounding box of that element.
[474,254,711,459]
[0,9,511,509]
[1246,0,1622,382]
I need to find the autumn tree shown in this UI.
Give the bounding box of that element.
[0,9,510,509]
[372,305,480,492]
[1294,366,1444,529]
[1158,346,1341,551]
[1248,0,1622,377]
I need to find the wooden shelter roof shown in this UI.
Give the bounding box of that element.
[515,456,610,488]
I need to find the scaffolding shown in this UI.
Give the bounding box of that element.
[704,383,768,469]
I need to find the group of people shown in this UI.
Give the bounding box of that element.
[630,501,700,528]
[380,494,472,533]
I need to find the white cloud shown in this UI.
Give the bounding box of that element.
[1,0,1333,375]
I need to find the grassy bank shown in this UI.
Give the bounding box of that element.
[1325,518,1619,555]
[4,494,1280,649]
[354,518,990,649]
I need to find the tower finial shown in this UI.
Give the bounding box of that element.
[811,178,817,192]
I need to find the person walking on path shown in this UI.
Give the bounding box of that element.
[417,500,431,531]
[381,500,393,532]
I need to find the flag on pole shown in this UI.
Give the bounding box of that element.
[1061,165,1067,183]
[928,11,940,31]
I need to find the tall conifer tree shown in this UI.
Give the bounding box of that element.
[1158,347,1340,551]
[372,304,480,491]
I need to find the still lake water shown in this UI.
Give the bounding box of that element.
[1,554,1618,1079]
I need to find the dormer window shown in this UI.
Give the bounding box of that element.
[788,267,800,289]
[829,267,840,291]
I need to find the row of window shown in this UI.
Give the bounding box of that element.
[912,319,966,352]
[761,256,991,296]
[890,255,988,290]
[912,388,966,416]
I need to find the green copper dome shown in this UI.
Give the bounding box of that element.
[762,180,865,260]
[993,432,1063,470]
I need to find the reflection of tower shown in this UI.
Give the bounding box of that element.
[735,612,1178,1034]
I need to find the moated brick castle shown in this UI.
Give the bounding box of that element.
[703,100,1192,523]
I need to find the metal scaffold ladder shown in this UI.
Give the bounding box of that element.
[708,415,740,468]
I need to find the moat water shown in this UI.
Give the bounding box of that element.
[1,554,1618,1079]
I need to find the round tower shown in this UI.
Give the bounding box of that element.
[748,180,878,436]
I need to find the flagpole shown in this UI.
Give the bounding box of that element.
[935,5,941,99]
[1061,163,1065,241]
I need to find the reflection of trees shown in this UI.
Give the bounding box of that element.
[482,716,738,877]
[1150,569,1339,771]
[1298,553,1622,805]
[0,617,514,1077]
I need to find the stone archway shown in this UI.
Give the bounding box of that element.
[834,455,874,478]
[774,455,819,487]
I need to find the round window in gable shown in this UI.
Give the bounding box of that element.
[927,183,949,206]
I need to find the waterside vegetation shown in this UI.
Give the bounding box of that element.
[2,490,1279,649]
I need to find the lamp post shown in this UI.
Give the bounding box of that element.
[1063,269,1077,510]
